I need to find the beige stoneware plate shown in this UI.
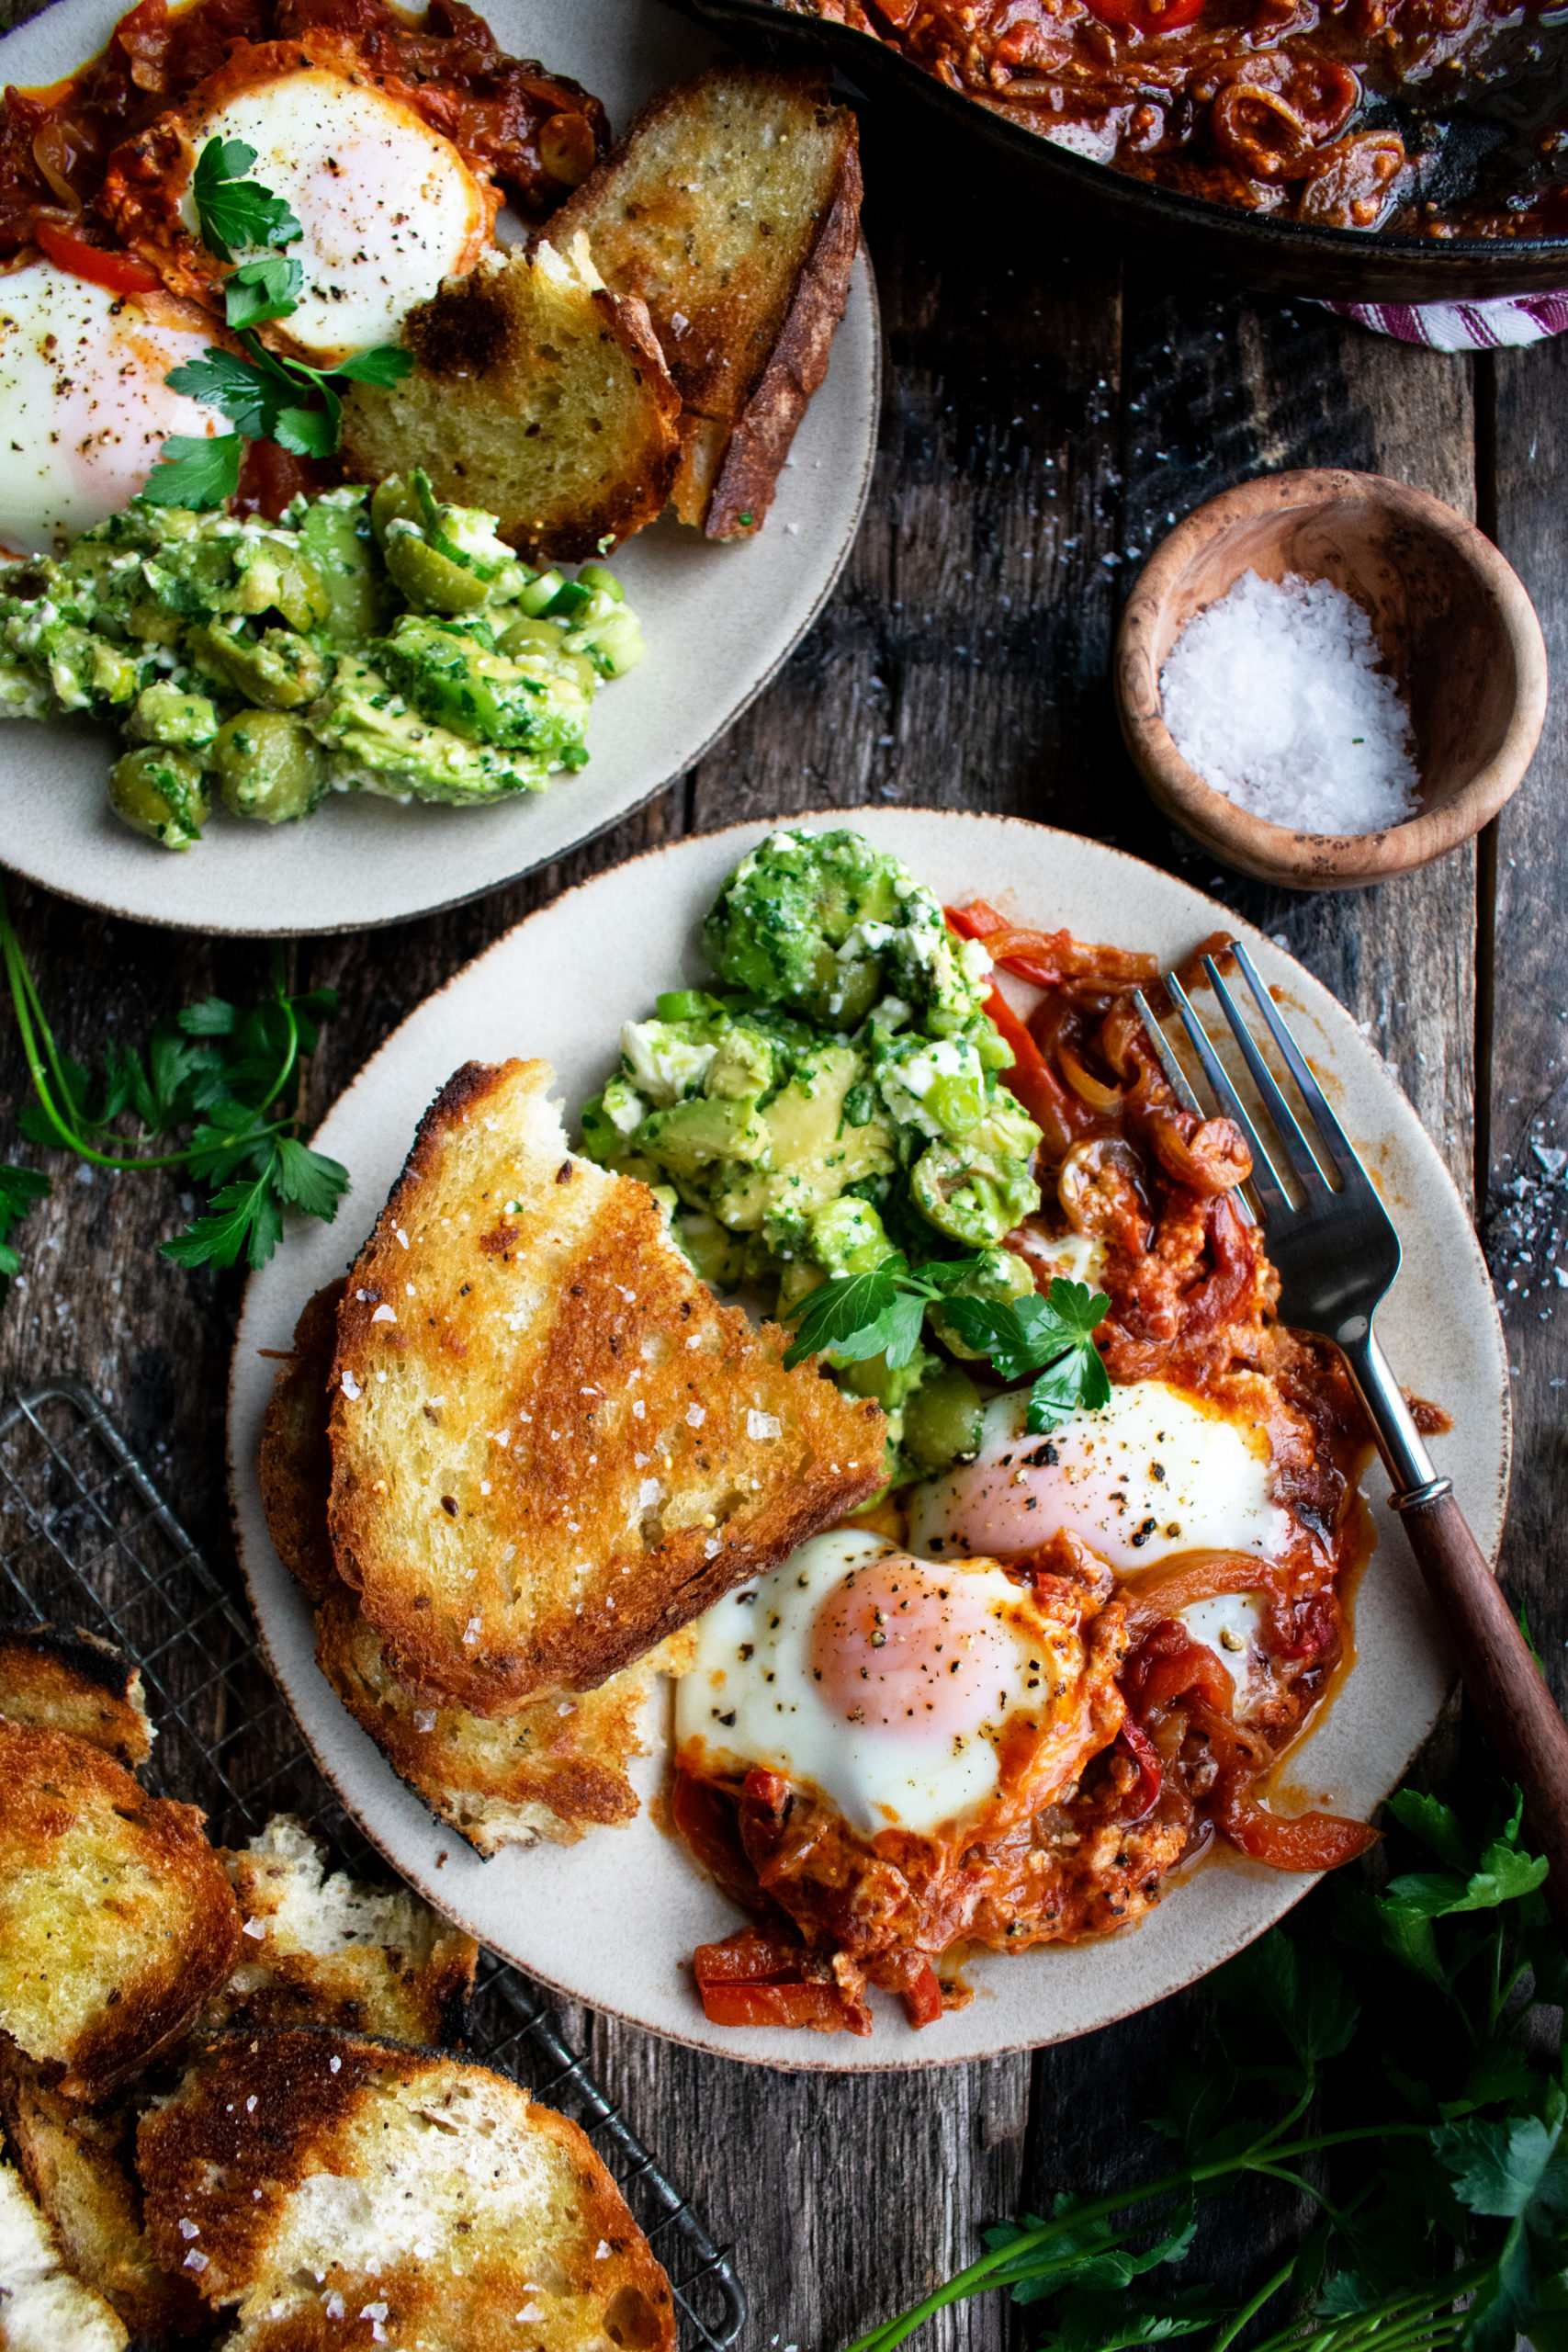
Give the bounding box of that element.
[228,809,1510,2071]
[0,0,878,935]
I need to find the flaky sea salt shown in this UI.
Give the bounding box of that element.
[1160,570,1419,835]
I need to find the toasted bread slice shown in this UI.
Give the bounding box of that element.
[326,1057,885,1713]
[203,1815,477,2046]
[317,1589,690,1856]
[258,1280,347,1604]
[138,2028,676,2352]
[0,1720,242,2100]
[0,1627,152,1770]
[552,64,862,538]
[0,2156,127,2352]
[0,2057,201,2341]
[339,235,681,562]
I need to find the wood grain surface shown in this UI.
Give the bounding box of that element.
[1,74,1562,2352]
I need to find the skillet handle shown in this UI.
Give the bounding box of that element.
[1392,1486,1568,1938]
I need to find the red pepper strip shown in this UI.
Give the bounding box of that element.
[698,1980,853,2030]
[1117,1715,1164,1821]
[1085,0,1206,30]
[899,1961,945,2030]
[944,899,1008,942]
[1216,1789,1378,1873]
[1124,1617,1237,1716]
[981,981,1085,1148]
[692,1928,870,2034]
[35,220,162,297]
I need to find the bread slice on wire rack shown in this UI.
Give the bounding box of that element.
[138,2028,677,2352]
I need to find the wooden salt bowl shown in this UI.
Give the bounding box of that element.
[1114,469,1549,891]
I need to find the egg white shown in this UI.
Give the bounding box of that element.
[675,1530,1062,1838]
[178,69,488,367]
[0,264,228,558]
[908,1380,1292,1577]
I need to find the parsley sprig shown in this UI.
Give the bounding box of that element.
[784,1261,1111,1432]
[845,1775,1564,2352]
[0,883,348,1271]
[143,136,412,510]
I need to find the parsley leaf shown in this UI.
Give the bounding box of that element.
[223,253,303,331]
[783,1254,1000,1373]
[0,1163,48,1280]
[1,886,349,1274]
[165,347,281,438]
[192,136,301,265]
[139,432,243,510]
[333,345,414,389]
[942,1277,1110,1430]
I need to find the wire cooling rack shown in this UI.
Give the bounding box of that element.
[0,1376,746,2352]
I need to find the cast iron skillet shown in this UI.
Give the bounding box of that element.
[679,0,1568,301]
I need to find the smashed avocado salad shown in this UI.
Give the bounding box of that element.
[0,471,641,851]
[581,828,1056,1486]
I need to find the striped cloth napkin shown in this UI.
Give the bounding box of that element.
[1319,293,1568,351]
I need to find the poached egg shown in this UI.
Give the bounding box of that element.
[908,1380,1292,1577]
[0,263,228,557]
[175,69,490,367]
[675,1529,1098,1838]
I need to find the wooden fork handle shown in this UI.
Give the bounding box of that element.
[1394,1484,1568,1935]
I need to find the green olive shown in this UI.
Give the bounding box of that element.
[909,1141,1041,1247]
[212,709,327,824]
[189,624,326,710]
[902,1363,984,1476]
[370,475,421,545]
[108,746,209,851]
[232,539,332,632]
[382,526,491,616]
[130,682,220,751]
[497,613,569,657]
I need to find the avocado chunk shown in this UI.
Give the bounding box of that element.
[371,615,594,754]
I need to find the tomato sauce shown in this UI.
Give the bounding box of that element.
[784,0,1568,238]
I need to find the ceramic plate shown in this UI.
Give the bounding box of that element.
[229,810,1510,2072]
[0,0,878,936]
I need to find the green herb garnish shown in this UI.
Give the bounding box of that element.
[941,1279,1111,1430]
[144,138,412,509]
[0,884,348,1272]
[783,1261,1110,1431]
[190,136,303,266]
[843,1777,1565,2352]
[783,1254,995,1374]
[0,1162,48,1281]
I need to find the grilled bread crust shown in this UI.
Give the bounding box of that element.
[138,2029,676,2352]
[0,2055,202,2340]
[0,1721,242,2100]
[202,1816,477,2047]
[551,65,862,538]
[257,1283,675,1849]
[315,1586,668,1855]
[257,1279,347,1605]
[0,1626,152,1770]
[326,1057,885,1714]
[339,236,681,563]
[0,2155,128,2352]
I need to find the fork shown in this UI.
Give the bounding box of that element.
[1131,942,1568,1928]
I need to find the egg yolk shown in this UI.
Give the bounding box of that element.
[810,1556,1018,1738]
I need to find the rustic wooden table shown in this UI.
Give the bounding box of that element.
[2,92,1564,2352]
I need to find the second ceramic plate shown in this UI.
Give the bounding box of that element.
[229,809,1509,2071]
[0,0,878,935]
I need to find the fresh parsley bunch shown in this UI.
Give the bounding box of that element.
[145,137,412,509]
[784,1260,1111,1432]
[1,884,348,1272]
[844,1772,1568,2352]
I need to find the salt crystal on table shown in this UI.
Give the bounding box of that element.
[1160,570,1419,835]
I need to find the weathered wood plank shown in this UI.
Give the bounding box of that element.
[1480,329,1568,1709]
